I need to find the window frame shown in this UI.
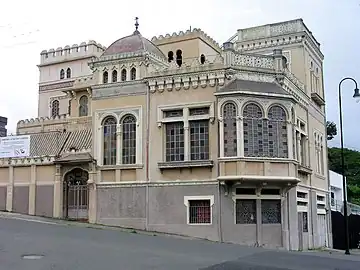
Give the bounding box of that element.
[96,107,142,167]
[184,195,214,226]
[157,102,215,163]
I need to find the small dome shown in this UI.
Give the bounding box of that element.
[102,32,166,60]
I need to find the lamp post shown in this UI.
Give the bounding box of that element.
[338,77,360,255]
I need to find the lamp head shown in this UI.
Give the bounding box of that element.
[353,88,360,103]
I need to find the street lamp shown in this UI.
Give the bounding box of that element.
[338,77,359,255]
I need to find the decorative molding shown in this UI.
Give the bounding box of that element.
[158,160,214,170]
[96,180,218,188]
[0,156,56,167]
[234,54,274,69]
[39,81,74,92]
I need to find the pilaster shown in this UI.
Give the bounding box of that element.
[238,117,244,157]
[6,166,14,212]
[28,165,36,215]
[88,161,97,224]
[287,122,293,159]
[53,164,62,218]
[183,107,190,161]
[219,118,224,157]
[98,126,104,166]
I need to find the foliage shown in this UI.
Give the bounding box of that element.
[326,121,337,140]
[328,147,360,205]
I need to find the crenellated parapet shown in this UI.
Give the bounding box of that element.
[0,156,56,167]
[151,28,222,52]
[40,40,106,66]
[17,114,70,127]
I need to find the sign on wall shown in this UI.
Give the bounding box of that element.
[0,135,30,158]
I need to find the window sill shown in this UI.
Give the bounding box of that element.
[100,164,143,170]
[314,173,326,180]
[187,223,212,226]
[298,164,312,175]
[158,160,214,170]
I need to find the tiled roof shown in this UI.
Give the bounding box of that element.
[29,132,70,156]
[218,79,289,96]
[61,129,92,153]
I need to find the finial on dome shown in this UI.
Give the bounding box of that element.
[134,17,140,34]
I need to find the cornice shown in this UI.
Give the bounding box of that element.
[39,80,74,92]
[0,156,56,167]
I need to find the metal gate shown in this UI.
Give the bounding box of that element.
[63,168,89,221]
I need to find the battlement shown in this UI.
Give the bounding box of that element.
[151,28,222,52]
[40,40,107,66]
[17,114,70,127]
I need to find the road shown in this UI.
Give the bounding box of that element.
[0,213,360,270]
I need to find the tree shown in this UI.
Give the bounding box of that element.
[327,121,337,140]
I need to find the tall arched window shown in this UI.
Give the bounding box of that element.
[79,95,88,117]
[51,100,60,117]
[223,102,237,157]
[112,70,117,82]
[268,105,288,158]
[103,116,117,165]
[60,69,65,80]
[122,115,137,164]
[121,69,127,81]
[103,71,108,83]
[243,103,265,157]
[130,68,136,80]
[66,68,71,78]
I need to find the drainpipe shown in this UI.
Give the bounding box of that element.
[145,80,150,231]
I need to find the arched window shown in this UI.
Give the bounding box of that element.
[176,50,182,67]
[121,69,127,81]
[200,54,206,64]
[268,105,288,158]
[223,102,237,157]
[112,70,117,82]
[103,71,108,83]
[60,69,65,80]
[122,115,137,164]
[66,68,71,78]
[51,100,60,117]
[168,51,174,62]
[130,68,136,80]
[243,103,264,157]
[103,116,117,165]
[79,95,88,117]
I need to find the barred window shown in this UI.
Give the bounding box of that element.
[302,212,308,232]
[78,95,88,117]
[268,105,288,158]
[223,102,237,157]
[121,69,127,81]
[243,103,266,157]
[188,200,211,224]
[235,199,256,224]
[103,71,108,83]
[165,122,184,161]
[60,69,65,80]
[112,70,118,83]
[122,115,136,164]
[51,100,60,117]
[66,68,71,79]
[190,120,209,160]
[103,116,117,165]
[261,199,281,224]
[130,67,136,80]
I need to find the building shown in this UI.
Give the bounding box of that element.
[330,170,360,215]
[0,117,7,137]
[0,18,331,250]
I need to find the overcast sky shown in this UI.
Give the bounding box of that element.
[0,0,359,149]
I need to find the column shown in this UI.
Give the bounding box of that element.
[28,165,36,215]
[296,132,301,163]
[53,164,62,218]
[6,166,14,212]
[238,117,244,156]
[98,126,104,166]
[287,122,293,159]
[116,124,121,165]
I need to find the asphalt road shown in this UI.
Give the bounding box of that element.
[0,214,360,270]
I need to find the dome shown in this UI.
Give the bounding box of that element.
[102,31,166,60]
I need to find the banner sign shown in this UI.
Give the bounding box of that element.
[0,135,31,158]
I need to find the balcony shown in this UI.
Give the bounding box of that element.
[311,92,325,106]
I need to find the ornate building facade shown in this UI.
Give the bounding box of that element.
[0,18,331,250]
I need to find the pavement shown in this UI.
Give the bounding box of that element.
[0,212,360,270]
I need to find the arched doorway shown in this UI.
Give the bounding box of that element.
[63,168,89,221]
